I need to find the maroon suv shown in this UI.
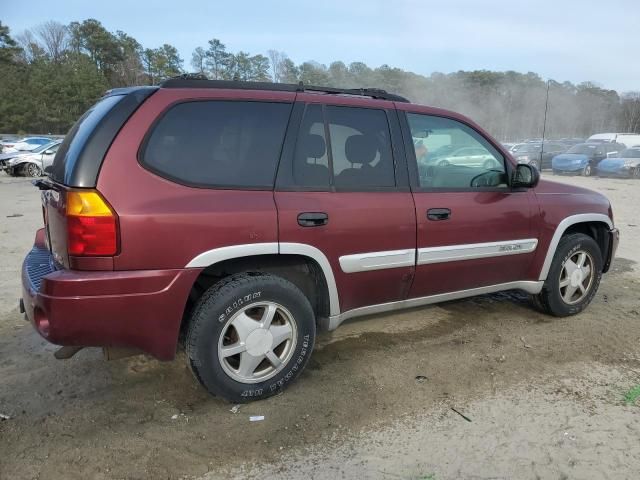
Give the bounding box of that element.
[21,78,619,402]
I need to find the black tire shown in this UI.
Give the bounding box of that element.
[633,167,640,179]
[186,272,315,403]
[530,233,602,317]
[529,159,540,171]
[582,164,592,177]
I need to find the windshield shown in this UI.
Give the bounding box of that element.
[621,148,640,158]
[32,141,59,154]
[567,144,598,154]
[517,144,541,153]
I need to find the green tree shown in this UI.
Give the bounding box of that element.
[205,38,230,79]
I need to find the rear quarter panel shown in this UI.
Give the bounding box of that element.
[97,88,295,270]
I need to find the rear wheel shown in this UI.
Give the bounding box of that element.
[531,233,602,316]
[25,163,42,177]
[186,272,316,402]
[582,164,592,176]
[633,167,640,179]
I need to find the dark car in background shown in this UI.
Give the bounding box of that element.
[552,142,625,176]
[596,147,640,178]
[512,141,568,170]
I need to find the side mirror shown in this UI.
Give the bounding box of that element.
[44,149,54,155]
[512,163,539,188]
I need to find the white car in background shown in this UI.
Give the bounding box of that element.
[5,140,61,177]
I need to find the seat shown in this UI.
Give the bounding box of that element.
[335,134,380,187]
[294,133,330,186]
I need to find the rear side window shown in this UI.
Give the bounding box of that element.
[327,106,395,189]
[141,101,292,188]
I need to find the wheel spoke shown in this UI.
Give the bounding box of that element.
[564,258,578,275]
[236,352,264,377]
[231,312,259,342]
[265,350,282,368]
[582,264,591,280]
[563,285,578,302]
[576,252,587,268]
[261,304,277,329]
[578,283,586,294]
[559,276,571,288]
[220,342,247,358]
[270,323,293,348]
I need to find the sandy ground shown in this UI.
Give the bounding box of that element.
[0,173,639,479]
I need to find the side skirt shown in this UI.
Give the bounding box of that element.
[327,280,544,331]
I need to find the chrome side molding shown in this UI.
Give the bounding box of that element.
[417,239,538,265]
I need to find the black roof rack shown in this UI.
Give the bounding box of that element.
[159,75,410,103]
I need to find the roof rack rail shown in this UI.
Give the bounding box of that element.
[159,76,410,103]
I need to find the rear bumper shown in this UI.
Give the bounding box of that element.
[21,230,200,360]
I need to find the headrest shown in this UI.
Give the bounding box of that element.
[345,135,378,165]
[300,134,326,159]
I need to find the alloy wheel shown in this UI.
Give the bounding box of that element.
[558,250,595,305]
[217,302,297,384]
[26,163,42,177]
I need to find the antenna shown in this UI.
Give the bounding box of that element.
[540,79,551,167]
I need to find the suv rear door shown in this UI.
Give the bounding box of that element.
[275,96,416,315]
[399,108,536,298]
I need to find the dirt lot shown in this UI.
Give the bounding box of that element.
[0,173,639,479]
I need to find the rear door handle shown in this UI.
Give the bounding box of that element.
[427,208,451,221]
[298,212,328,227]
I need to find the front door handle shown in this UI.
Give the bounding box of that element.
[427,208,451,221]
[298,212,328,227]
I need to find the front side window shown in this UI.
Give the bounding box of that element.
[141,101,292,188]
[407,113,506,189]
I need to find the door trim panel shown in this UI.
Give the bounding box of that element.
[417,238,538,265]
[339,248,415,273]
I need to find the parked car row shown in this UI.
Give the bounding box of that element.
[500,133,640,178]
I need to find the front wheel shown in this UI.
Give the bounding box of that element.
[186,272,316,402]
[582,164,592,176]
[530,233,602,316]
[25,163,42,177]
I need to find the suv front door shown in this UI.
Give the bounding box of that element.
[400,109,537,298]
[275,98,416,316]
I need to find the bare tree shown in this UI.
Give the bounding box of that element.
[15,30,45,63]
[35,21,68,61]
[268,49,287,82]
[620,92,640,133]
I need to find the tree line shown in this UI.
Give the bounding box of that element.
[1,18,639,139]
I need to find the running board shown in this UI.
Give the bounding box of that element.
[327,280,544,330]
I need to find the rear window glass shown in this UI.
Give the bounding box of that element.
[141,101,292,188]
[50,95,125,184]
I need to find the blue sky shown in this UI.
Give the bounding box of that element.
[3,0,638,92]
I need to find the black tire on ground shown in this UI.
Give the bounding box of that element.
[186,272,316,403]
[582,164,592,176]
[633,167,640,179]
[530,233,603,317]
[530,159,540,171]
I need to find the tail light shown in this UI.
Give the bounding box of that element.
[66,190,118,256]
